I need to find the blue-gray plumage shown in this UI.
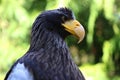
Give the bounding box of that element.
[5,8,85,80]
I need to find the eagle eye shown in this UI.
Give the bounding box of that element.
[61,16,68,22]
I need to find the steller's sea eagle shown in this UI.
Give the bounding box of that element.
[4,8,85,80]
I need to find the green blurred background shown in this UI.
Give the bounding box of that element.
[0,0,120,80]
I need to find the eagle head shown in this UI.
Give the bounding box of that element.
[31,8,85,43]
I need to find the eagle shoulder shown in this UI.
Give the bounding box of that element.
[6,63,34,80]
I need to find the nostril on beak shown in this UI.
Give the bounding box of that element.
[76,24,80,26]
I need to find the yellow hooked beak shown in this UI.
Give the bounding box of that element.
[62,20,85,43]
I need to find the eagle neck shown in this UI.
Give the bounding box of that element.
[28,27,73,68]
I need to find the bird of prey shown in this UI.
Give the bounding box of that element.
[4,8,85,80]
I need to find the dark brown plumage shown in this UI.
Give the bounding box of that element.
[5,8,85,80]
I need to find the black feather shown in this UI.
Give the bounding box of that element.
[5,8,85,80]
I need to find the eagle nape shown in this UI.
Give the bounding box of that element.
[4,8,85,80]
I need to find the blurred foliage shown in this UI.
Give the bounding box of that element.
[0,0,120,80]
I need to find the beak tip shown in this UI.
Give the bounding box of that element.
[78,40,82,44]
[77,35,85,44]
[74,25,85,44]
